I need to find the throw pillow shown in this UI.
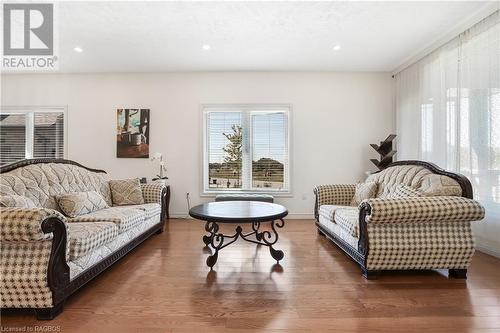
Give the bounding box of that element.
[350,182,378,206]
[56,191,109,218]
[419,174,463,196]
[0,195,37,208]
[109,179,144,206]
[389,185,424,199]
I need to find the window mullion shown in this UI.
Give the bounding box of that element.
[241,110,252,191]
[25,112,34,159]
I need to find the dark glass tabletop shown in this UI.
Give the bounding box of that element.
[189,201,288,223]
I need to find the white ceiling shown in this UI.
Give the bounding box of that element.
[49,1,497,72]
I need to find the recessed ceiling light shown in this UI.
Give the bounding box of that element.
[202,44,211,51]
[73,46,83,53]
[333,44,341,51]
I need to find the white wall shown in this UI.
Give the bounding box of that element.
[1,72,394,218]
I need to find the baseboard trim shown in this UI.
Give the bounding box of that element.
[169,212,314,220]
[476,245,500,258]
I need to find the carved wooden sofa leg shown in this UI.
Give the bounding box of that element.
[449,269,467,279]
[362,268,380,280]
[35,301,65,320]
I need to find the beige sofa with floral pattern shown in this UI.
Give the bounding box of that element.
[314,160,485,279]
[0,159,167,319]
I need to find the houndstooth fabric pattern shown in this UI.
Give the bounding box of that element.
[109,179,144,206]
[112,203,161,220]
[314,184,356,208]
[0,207,66,242]
[1,240,53,308]
[0,195,37,208]
[351,182,378,206]
[69,207,145,233]
[56,191,109,218]
[68,215,161,279]
[366,221,475,270]
[318,215,359,248]
[318,205,346,221]
[334,208,359,237]
[67,222,118,260]
[0,162,112,210]
[364,196,485,224]
[141,183,165,204]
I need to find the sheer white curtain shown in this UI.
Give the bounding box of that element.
[396,11,500,255]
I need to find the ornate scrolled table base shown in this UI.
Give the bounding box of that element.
[203,219,285,268]
[189,201,288,270]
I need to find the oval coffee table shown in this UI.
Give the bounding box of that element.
[189,201,288,269]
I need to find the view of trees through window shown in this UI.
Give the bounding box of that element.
[209,124,244,189]
[206,109,288,191]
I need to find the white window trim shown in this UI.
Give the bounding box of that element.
[0,105,68,160]
[200,104,292,197]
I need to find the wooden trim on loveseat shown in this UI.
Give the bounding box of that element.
[314,160,474,279]
[0,158,107,174]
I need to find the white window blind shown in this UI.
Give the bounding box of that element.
[251,111,289,191]
[207,112,243,189]
[203,106,290,193]
[0,108,66,166]
[33,112,65,159]
[0,114,27,166]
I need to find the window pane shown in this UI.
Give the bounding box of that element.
[251,112,287,190]
[0,114,26,166]
[207,112,242,189]
[33,112,64,159]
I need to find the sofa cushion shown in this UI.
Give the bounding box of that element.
[113,203,161,220]
[69,207,145,233]
[318,205,347,221]
[388,185,424,199]
[56,191,109,218]
[109,179,144,206]
[350,182,378,206]
[334,208,359,238]
[0,195,37,208]
[67,222,118,260]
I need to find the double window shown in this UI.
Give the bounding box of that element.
[0,107,66,166]
[203,105,290,194]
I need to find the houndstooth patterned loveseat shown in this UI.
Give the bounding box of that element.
[0,159,167,319]
[314,160,485,279]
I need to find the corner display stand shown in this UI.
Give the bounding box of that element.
[370,134,397,170]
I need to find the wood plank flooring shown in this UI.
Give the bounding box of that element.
[2,219,500,332]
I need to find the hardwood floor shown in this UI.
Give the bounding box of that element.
[2,219,500,333]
